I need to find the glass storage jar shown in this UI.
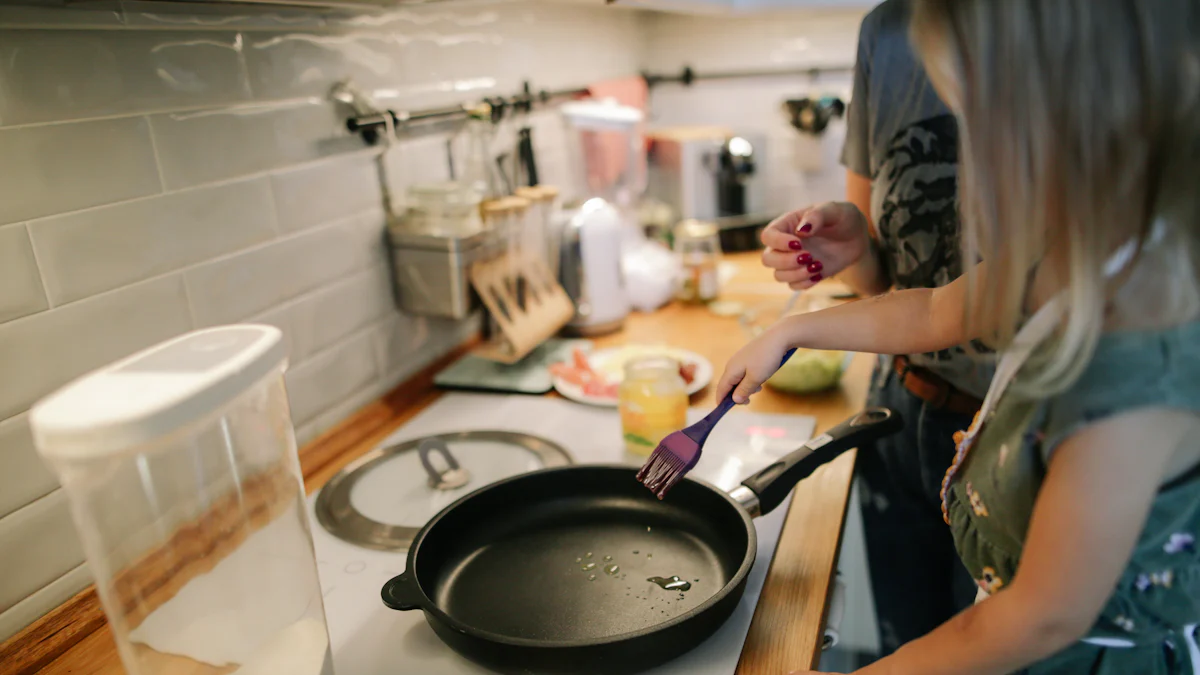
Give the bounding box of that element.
[618,356,688,457]
[673,219,722,303]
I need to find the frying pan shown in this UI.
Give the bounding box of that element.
[382,407,901,674]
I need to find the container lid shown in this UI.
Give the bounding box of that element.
[561,99,643,130]
[674,219,719,240]
[514,186,544,202]
[482,196,531,218]
[31,325,287,460]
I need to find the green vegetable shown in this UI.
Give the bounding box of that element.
[624,433,655,447]
[765,349,846,394]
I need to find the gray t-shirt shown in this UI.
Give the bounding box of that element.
[841,0,992,398]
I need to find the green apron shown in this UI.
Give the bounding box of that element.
[943,319,1200,675]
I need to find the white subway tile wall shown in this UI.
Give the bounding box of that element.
[0,0,868,644]
[0,117,162,224]
[29,178,279,305]
[0,0,644,640]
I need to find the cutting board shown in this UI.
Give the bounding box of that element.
[434,338,590,395]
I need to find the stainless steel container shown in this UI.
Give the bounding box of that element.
[387,227,499,319]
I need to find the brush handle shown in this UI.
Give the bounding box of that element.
[684,348,797,444]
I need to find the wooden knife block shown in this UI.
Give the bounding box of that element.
[470,252,575,364]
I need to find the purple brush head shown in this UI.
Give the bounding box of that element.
[635,431,702,499]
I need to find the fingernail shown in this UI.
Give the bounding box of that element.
[807,260,824,273]
[810,273,823,283]
[799,223,813,234]
[797,252,812,264]
[787,240,802,251]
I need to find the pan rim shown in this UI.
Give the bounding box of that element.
[402,463,758,649]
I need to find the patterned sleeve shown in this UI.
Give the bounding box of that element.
[840,11,874,178]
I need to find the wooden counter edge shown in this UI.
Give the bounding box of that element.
[735,352,871,675]
[0,340,475,675]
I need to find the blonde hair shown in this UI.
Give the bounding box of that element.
[910,0,1200,396]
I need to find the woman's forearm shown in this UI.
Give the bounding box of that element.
[836,236,892,298]
[856,588,1084,675]
[773,285,967,356]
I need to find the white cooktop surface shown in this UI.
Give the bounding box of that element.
[306,393,815,675]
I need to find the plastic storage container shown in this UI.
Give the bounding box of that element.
[30,325,334,675]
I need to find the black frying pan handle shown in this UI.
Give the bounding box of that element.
[382,572,424,611]
[739,408,903,516]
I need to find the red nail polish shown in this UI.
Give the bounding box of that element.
[799,223,813,234]
[787,240,802,251]
[807,260,824,273]
[798,252,812,264]
[810,273,823,283]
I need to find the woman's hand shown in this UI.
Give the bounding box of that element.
[761,202,873,291]
[715,324,794,404]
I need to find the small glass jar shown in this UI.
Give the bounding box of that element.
[619,356,688,457]
[674,220,722,303]
[404,181,483,237]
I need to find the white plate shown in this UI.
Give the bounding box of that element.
[551,345,714,407]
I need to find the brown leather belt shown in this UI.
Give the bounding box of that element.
[893,355,982,416]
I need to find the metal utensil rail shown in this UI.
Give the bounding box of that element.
[343,63,853,144]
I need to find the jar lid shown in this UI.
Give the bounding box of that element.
[515,186,544,202]
[674,219,719,240]
[482,196,531,217]
[515,186,560,203]
[623,354,683,378]
[30,326,286,460]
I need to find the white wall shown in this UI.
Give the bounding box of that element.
[642,9,864,214]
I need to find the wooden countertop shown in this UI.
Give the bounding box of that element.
[28,253,870,675]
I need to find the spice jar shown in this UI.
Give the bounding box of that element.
[619,356,688,457]
[674,220,722,303]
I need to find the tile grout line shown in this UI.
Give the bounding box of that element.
[179,276,200,330]
[20,223,55,310]
[143,114,169,195]
[288,320,390,427]
[1,206,385,331]
[12,145,383,229]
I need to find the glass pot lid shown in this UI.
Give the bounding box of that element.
[315,430,572,551]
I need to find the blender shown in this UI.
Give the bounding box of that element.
[555,99,645,335]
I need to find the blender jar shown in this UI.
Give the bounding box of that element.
[30,325,334,675]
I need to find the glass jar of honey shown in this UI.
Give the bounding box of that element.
[619,356,688,457]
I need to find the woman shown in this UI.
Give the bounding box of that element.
[761,0,981,655]
[731,1,1200,673]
